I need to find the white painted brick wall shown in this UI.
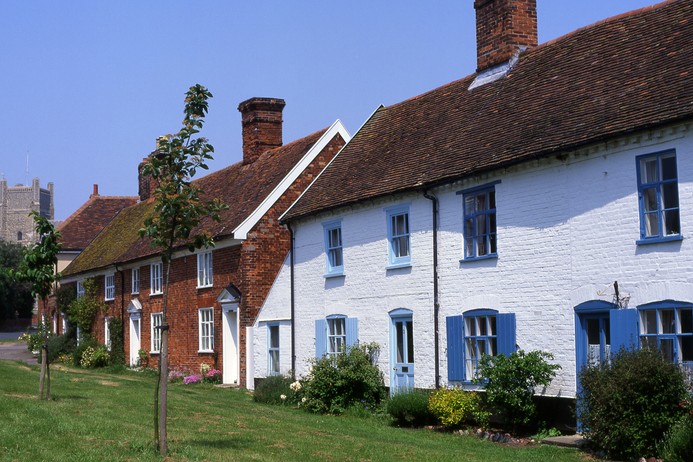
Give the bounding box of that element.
[256,125,693,398]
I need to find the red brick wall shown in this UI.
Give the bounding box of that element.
[44,132,344,385]
[474,0,537,72]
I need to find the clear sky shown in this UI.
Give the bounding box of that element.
[0,0,659,221]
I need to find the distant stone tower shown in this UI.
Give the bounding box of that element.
[0,178,54,244]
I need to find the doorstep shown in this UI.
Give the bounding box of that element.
[541,434,587,448]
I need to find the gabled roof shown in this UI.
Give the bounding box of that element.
[284,0,693,221]
[63,122,349,278]
[58,194,138,251]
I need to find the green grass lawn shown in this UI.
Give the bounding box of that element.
[0,360,589,462]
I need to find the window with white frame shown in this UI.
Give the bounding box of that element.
[386,206,411,267]
[323,221,343,276]
[105,273,115,301]
[132,267,140,294]
[197,251,213,288]
[198,308,214,352]
[464,313,497,381]
[150,262,163,295]
[639,302,692,372]
[151,312,163,353]
[76,280,85,298]
[327,317,346,356]
[462,184,497,259]
[268,325,280,375]
[637,150,681,242]
[104,317,112,351]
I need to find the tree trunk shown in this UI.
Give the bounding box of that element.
[158,329,169,455]
[153,360,160,449]
[39,342,47,399]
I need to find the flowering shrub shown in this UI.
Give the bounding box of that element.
[204,368,222,384]
[199,363,211,375]
[290,380,302,392]
[168,366,191,383]
[80,345,109,368]
[428,388,488,428]
[183,374,202,385]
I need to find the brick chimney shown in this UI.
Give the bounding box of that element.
[474,0,537,73]
[237,97,285,165]
[91,184,99,198]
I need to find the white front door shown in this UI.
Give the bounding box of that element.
[222,303,239,384]
[129,316,141,366]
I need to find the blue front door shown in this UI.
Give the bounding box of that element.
[391,313,414,395]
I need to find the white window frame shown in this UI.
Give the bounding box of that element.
[327,317,346,356]
[268,324,280,376]
[76,280,85,299]
[131,267,140,294]
[198,308,214,352]
[150,263,163,295]
[386,205,411,268]
[197,251,213,288]
[104,316,112,351]
[323,220,344,277]
[151,312,163,353]
[105,273,115,301]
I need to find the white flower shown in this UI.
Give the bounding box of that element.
[290,380,302,392]
[301,397,307,403]
[280,394,287,401]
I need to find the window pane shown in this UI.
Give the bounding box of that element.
[644,213,660,238]
[643,188,658,212]
[466,318,476,337]
[465,196,475,214]
[489,212,497,233]
[680,336,693,362]
[489,316,496,335]
[641,336,657,350]
[270,326,279,348]
[643,311,657,334]
[489,190,496,209]
[661,309,675,334]
[478,317,488,336]
[661,155,677,180]
[475,193,486,211]
[489,234,497,254]
[397,236,409,257]
[476,215,487,235]
[478,339,487,356]
[406,321,414,363]
[660,338,675,362]
[476,236,487,256]
[680,309,693,333]
[664,210,680,235]
[662,183,679,209]
[269,351,279,373]
[587,319,600,345]
[396,322,404,362]
[489,338,497,356]
[641,158,658,183]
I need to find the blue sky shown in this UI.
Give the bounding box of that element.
[0,1,659,221]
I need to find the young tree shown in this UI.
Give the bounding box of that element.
[139,84,226,455]
[15,211,62,400]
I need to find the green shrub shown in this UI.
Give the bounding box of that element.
[72,336,98,366]
[253,375,293,405]
[658,416,693,462]
[578,347,687,460]
[302,342,386,415]
[80,345,110,368]
[108,318,125,366]
[428,387,488,428]
[45,334,76,363]
[387,389,436,427]
[475,349,560,431]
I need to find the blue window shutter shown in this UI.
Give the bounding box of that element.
[496,313,517,355]
[315,320,327,358]
[610,309,639,353]
[446,316,465,381]
[346,317,358,347]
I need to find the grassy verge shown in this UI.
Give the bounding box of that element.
[0,360,588,461]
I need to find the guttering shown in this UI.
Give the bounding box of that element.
[287,222,296,379]
[423,190,440,389]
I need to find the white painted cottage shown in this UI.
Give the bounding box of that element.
[252,0,693,415]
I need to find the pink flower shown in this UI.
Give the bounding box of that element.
[183,374,202,385]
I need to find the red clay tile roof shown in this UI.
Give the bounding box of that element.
[58,195,138,250]
[63,128,328,276]
[284,0,693,221]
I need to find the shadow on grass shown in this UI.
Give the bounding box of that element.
[186,436,253,450]
[52,394,88,401]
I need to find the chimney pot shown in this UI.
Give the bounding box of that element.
[92,184,99,197]
[238,97,286,165]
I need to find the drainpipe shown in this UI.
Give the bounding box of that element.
[423,190,440,389]
[115,264,125,355]
[287,222,296,380]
